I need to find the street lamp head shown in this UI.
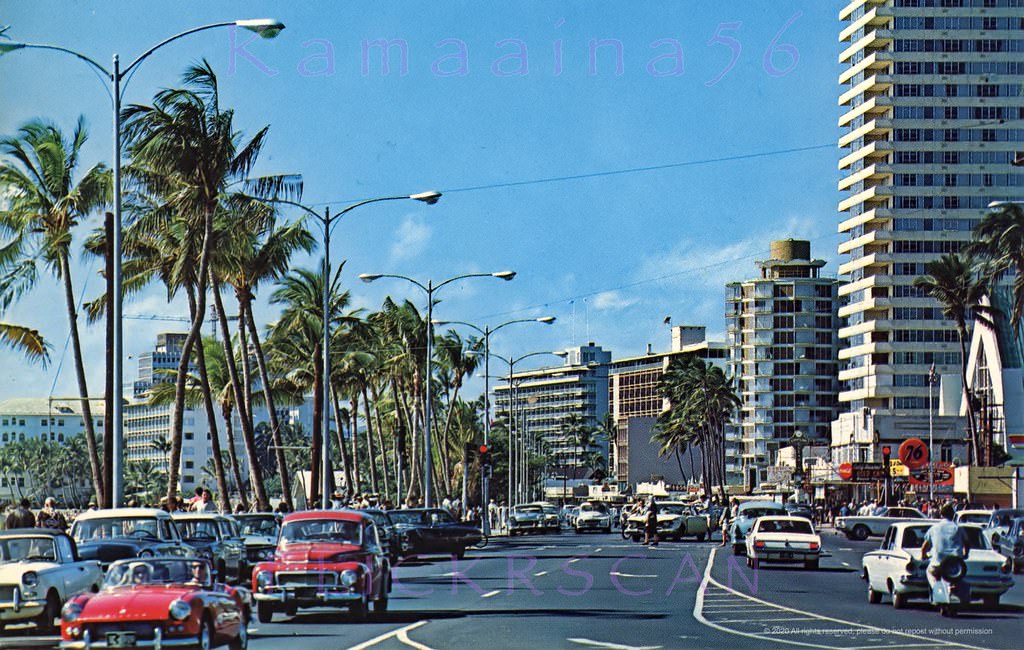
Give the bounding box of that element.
[493,271,517,281]
[537,316,556,324]
[235,19,286,38]
[410,191,442,205]
[359,274,381,283]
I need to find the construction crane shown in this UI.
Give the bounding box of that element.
[124,306,239,339]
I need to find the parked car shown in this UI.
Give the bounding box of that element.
[387,508,483,558]
[862,522,1013,609]
[539,503,562,533]
[252,510,390,623]
[507,504,547,536]
[574,501,613,534]
[172,513,247,583]
[233,512,282,568]
[731,501,789,555]
[954,509,993,525]
[624,501,709,542]
[745,516,821,570]
[70,508,193,568]
[835,506,931,541]
[0,529,103,634]
[994,516,1024,574]
[60,557,248,649]
[985,508,1024,542]
[360,509,400,561]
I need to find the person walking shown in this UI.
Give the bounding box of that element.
[35,497,68,531]
[643,497,659,546]
[719,498,736,547]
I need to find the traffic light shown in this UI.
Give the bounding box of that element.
[478,444,491,468]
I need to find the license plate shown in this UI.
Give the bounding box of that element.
[106,632,137,648]
[780,552,793,559]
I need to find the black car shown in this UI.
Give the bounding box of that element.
[232,512,282,567]
[387,508,483,560]
[361,508,401,561]
[70,508,194,568]
[171,513,247,583]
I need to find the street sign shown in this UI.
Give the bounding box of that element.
[898,438,929,470]
[889,459,909,477]
[909,461,954,489]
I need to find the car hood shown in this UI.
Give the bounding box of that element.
[0,560,59,581]
[512,513,543,521]
[243,535,277,547]
[577,512,609,520]
[77,540,152,562]
[276,543,363,563]
[79,586,196,621]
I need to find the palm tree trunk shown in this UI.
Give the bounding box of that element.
[350,394,362,496]
[193,336,231,512]
[370,384,391,501]
[361,385,379,495]
[242,301,292,509]
[330,384,353,496]
[673,447,687,483]
[211,282,269,510]
[236,311,254,444]
[59,253,104,503]
[221,402,248,510]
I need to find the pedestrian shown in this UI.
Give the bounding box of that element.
[192,489,217,513]
[719,498,736,547]
[643,497,659,546]
[36,497,68,531]
[188,486,204,509]
[6,498,35,529]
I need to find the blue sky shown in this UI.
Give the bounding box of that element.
[0,1,845,402]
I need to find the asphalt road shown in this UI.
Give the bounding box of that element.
[3,527,1022,649]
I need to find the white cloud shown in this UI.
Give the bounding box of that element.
[389,215,432,263]
[592,290,637,311]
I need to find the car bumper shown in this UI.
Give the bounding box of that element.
[254,587,364,604]
[0,594,46,621]
[750,550,819,563]
[62,628,199,649]
[894,575,1014,596]
[576,520,610,529]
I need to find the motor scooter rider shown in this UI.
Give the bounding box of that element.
[920,503,968,607]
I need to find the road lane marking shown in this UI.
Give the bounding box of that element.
[568,638,662,650]
[397,624,434,650]
[838,548,853,551]
[481,589,501,598]
[349,621,430,650]
[840,562,850,567]
[608,571,658,578]
[594,548,603,553]
[569,558,582,563]
[534,571,549,576]
[693,548,988,650]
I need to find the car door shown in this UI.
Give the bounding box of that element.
[56,535,94,596]
[364,523,385,597]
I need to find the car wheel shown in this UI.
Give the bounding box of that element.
[197,615,213,650]
[256,602,274,624]
[983,594,1000,608]
[1013,558,1022,574]
[455,547,466,560]
[867,580,882,604]
[805,559,819,570]
[697,533,706,542]
[732,545,742,556]
[751,557,760,570]
[229,612,249,650]
[372,591,389,614]
[852,525,870,541]
[892,589,907,610]
[603,528,612,534]
[284,604,298,618]
[746,556,753,568]
[350,594,369,621]
[36,591,59,634]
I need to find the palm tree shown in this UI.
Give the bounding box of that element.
[0,116,111,504]
[0,322,48,365]
[914,253,996,465]
[121,60,297,505]
[970,202,1024,331]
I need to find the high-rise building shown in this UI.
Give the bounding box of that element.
[835,0,1024,446]
[726,240,842,489]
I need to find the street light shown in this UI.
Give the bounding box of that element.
[490,350,562,508]
[432,316,556,532]
[272,192,442,510]
[359,271,516,508]
[0,19,285,508]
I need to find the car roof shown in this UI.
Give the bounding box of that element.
[282,509,369,523]
[956,509,991,516]
[74,508,169,520]
[170,513,224,520]
[0,528,72,539]
[755,515,813,522]
[738,501,786,510]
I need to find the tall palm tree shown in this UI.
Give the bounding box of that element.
[0,116,111,503]
[914,253,996,465]
[970,202,1024,331]
[121,60,297,505]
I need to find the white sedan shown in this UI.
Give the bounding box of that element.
[863,522,1014,609]
[0,529,102,633]
[745,516,821,570]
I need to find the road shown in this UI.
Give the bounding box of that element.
[3,528,1022,649]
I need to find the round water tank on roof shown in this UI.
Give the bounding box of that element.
[770,239,810,261]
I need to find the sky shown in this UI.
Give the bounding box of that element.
[0,1,845,403]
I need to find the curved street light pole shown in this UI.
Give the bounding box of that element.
[272,192,441,510]
[1,19,285,508]
[360,271,516,508]
[432,317,555,531]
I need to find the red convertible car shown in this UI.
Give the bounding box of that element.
[251,510,390,623]
[60,558,249,649]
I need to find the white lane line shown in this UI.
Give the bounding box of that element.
[841,561,850,567]
[534,571,549,577]
[568,638,663,650]
[569,558,582,563]
[838,547,853,551]
[594,548,603,553]
[481,589,502,598]
[608,571,659,579]
[349,621,430,650]
[397,624,435,650]
[693,548,988,650]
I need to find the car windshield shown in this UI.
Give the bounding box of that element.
[757,519,813,535]
[957,513,990,524]
[281,519,362,544]
[994,510,1024,527]
[740,507,787,519]
[900,525,932,549]
[515,506,543,514]
[0,537,57,563]
[103,559,212,589]
[175,519,220,540]
[237,517,279,536]
[659,504,688,516]
[72,517,161,542]
[580,503,608,514]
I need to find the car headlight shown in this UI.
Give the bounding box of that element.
[340,570,359,587]
[61,602,83,623]
[256,571,274,588]
[22,571,38,587]
[258,548,274,560]
[169,599,191,621]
